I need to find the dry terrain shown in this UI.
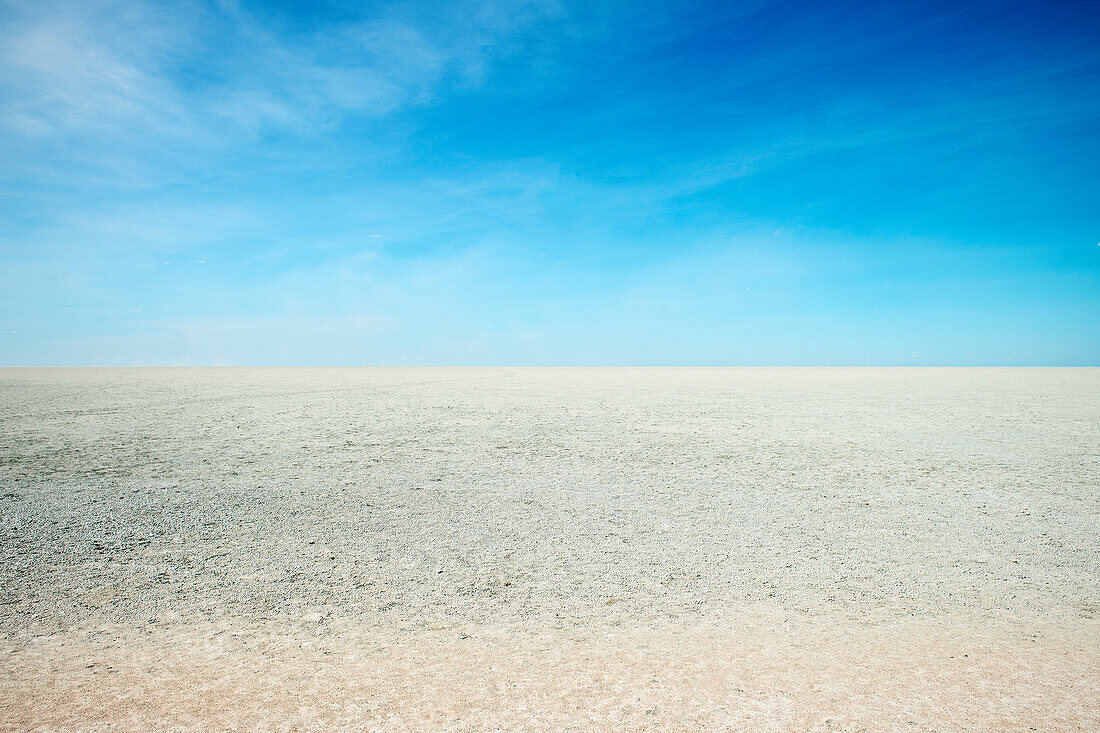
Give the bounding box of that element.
[0,367,1097,730]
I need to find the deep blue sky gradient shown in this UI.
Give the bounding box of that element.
[1,0,1097,364]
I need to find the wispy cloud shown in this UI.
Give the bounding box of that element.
[0,0,568,173]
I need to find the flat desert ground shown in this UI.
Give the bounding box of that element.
[0,367,1097,731]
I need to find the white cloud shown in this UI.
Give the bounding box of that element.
[0,0,564,147]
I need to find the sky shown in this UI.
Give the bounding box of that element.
[0,0,1097,366]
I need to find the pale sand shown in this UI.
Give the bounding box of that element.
[1,368,1097,730]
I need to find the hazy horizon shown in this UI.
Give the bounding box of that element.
[2,364,1100,369]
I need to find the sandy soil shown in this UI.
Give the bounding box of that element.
[1,367,1097,730]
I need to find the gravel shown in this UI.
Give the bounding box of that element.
[1,367,1097,730]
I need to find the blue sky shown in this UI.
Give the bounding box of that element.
[0,0,1097,365]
